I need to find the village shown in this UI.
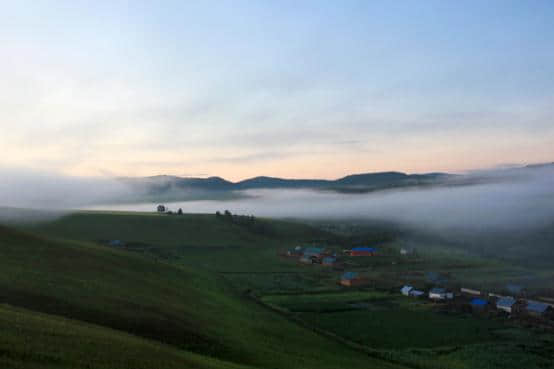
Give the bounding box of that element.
[283,244,554,326]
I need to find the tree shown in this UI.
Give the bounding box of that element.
[215,211,221,217]
[157,205,166,213]
[177,208,183,215]
[224,210,232,217]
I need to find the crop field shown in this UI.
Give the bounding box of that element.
[263,291,503,348]
[262,291,391,312]
[261,290,554,369]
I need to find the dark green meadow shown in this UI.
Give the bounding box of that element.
[1,211,552,368]
[2,214,401,369]
[0,304,249,369]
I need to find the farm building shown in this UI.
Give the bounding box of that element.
[429,288,447,300]
[303,247,324,258]
[340,272,367,287]
[350,247,376,256]
[322,256,336,266]
[525,300,551,317]
[496,297,516,313]
[108,240,125,247]
[410,289,425,297]
[400,248,415,255]
[461,288,481,296]
[401,285,413,296]
[470,298,488,311]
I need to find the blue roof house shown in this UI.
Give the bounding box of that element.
[470,298,488,310]
[525,300,550,316]
[496,297,516,313]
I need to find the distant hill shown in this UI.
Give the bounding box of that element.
[120,171,453,200]
[117,162,554,202]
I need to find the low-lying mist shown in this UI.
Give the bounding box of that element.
[2,165,554,237]
[147,166,554,234]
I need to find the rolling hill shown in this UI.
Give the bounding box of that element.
[120,171,452,201]
[0,217,402,369]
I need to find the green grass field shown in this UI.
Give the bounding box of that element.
[1,218,402,369]
[2,211,552,369]
[0,304,250,369]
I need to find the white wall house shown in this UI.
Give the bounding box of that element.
[401,286,413,296]
[429,288,447,300]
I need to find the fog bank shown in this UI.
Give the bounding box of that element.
[98,165,554,233]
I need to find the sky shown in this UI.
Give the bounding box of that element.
[1,0,554,181]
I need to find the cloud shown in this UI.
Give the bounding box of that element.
[0,167,130,210]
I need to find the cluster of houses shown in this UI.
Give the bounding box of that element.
[399,284,553,318]
[286,245,378,268]
[285,244,553,322]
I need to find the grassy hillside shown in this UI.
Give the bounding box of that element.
[0,223,401,369]
[28,211,334,249]
[0,304,249,369]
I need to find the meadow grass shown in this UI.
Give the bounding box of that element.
[0,304,250,369]
[8,211,554,369]
[0,223,402,369]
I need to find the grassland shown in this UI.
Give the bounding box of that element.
[4,211,554,369]
[1,219,402,369]
[0,304,249,369]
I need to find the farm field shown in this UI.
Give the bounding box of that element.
[262,290,554,369]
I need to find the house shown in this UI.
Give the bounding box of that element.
[340,272,367,287]
[400,248,415,255]
[350,247,376,256]
[496,297,516,313]
[410,289,425,297]
[303,247,324,258]
[322,256,336,266]
[108,240,125,247]
[461,288,481,296]
[525,300,551,317]
[470,298,488,311]
[401,285,413,296]
[429,288,447,300]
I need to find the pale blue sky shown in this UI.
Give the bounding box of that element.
[1,1,553,179]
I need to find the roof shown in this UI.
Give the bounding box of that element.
[470,298,488,306]
[497,297,516,308]
[342,272,358,280]
[304,247,323,255]
[526,300,549,313]
[401,285,413,292]
[410,290,425,296]
[429,288,446,294]
[351,247,376,252]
